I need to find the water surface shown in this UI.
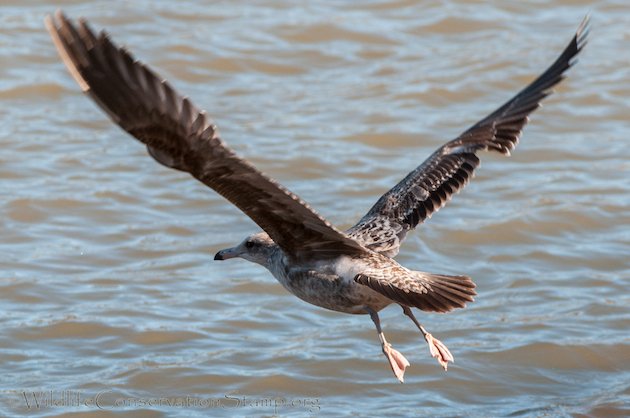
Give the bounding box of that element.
[1,1,629,417]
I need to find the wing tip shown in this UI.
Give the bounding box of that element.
[577,14,591,40]
[46,9,92,92]
[570,14,590,67]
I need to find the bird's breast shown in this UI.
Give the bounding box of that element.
[260,255,390,314]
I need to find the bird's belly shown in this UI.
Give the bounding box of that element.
[275,269,391,314]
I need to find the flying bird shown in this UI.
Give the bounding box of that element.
[46,11,587,383]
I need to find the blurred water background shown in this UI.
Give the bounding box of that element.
[1,1,629,417]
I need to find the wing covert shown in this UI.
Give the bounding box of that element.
[348,17,588,257]
[46,11,367,261]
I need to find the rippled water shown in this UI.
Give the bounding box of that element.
[1,1,629,417]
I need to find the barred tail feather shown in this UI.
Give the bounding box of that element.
[355,271,476,313]
[411,272,476,313]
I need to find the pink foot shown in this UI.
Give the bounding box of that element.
[382,342,410,383]
[424,333,454,371]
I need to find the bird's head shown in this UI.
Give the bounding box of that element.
[214,232,276,266]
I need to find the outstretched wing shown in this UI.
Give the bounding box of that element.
[347,17,588,257]
[46,11,367,261]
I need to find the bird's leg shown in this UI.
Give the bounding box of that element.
[365,306,410,383]
[402,305,454,371]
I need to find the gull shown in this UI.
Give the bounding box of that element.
[46,11,587,383]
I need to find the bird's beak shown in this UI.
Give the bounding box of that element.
[214,247,239,261]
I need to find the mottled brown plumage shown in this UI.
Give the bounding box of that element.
[45,11,364,262]
[347,20,588,257]
[46,11,587,382]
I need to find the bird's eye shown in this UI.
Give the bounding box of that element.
[245,241,254,249]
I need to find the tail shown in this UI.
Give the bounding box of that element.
[354,270,477,313]
[413,272,477,312]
